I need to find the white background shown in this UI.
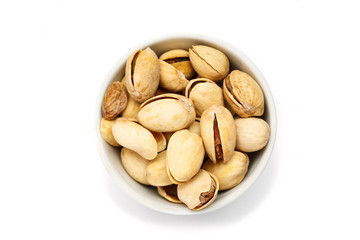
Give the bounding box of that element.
[1,0,359,239]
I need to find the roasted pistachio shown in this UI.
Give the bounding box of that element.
[102,81,128,120]
[200,105,236,164]
[146,151,172,186]
[121,148,149,185]
[159,49,195,79]
[223,70,264,117]
[203,151,249,190]
[157,185,181,203]
[187,117,201,136]
[151,132,167,153]
[125,47,160,102]
[137,93,196,132]
[100,118,120,147]
[120,95,141,119]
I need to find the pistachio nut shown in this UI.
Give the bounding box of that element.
[185,78,224,116]
[100,118,120,147]
[235,117,270,152]
[167,130,205,184]
[200,105,236,164]
[112,117,157,160]
[137,93,196,132]
[159,49,195,79]
[125,47,160,102]
[146,151,172,186]
[120,95,141,119]
[223,70,264,117]
[189,45,229,82]
[151,132,167,153]
[157,185,181,204]
[102,81,128,120]
[177,169,219,211]
[121,148,149,185]
[187,117,201,136]
[203,151,249,190]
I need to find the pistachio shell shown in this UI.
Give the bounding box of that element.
[185,78,224,116]
[100,118,120,147]
[177,169,219,211]
[203,151,249,190]
[163,132,174,143]
[125,47,160,102]
[235,117,270,152]
[151,132,167,153]
[187,117,201,136]
[121,148,149,185]
[166,130,205,184]
[102,81,128,120]
[223,70,264,117]
[112,117,157,160]
[146,151,172,186]
[159,49,195,79]
[189,45,229,82]
[200,105,236,164]
[159,60,189,92]
[137,93,196,132]
[120,95,141,119]
[157,185,181,204]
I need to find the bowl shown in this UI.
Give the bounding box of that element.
[95,34,276,215]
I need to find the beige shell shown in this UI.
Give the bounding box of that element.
[102,81,128,120]
[189,45,229,82]
[137,93,196,132]
[120,95,141,119]
[187,117,201,136]
[157,185,182,204]
[159,49,195,79]
[200,105,236,164]
[159,60,189,92]
[112,117,157,160]
[203,151,249,190]
[163,132,174,143]
[100,118,120,147]
[223,70,264,117]
[151,132,167,152]
[121,148,149,185]
[146,151,172,186]
[125,47,160,102]
[177,169,219,211]
[166,130,205,184]
[185,78,224,116]
[235,117,270,152]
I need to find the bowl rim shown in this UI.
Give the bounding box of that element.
[94,33,277,215]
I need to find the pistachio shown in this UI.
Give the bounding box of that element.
[100,118,120,147]
[125,47,160,102]
[159,49,195,79]
[203,151,249,190]
[163,132,174,143]
[151,132,167,153]
[167,130,205,184]
[200,105,236,164]
[177,169,219,211]
[235,117,270,152]
[223,70,264,117]
[120,95,141,119]
[189,45,229,82]
[112,117,157,160]
[185,78,224,116]
[102,81,128,120]
[121,148,149,185]
[157,185,181,204]
[137,93,196,132]
[187,117,201,136]
[146,151,172,186]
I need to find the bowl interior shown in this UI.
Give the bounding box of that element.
[95,36,276,215]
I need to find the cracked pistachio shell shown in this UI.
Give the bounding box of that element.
[159,60,189,92]
[121,148,149,185]
[200,105,236,164]
[137,93,196,132]
[157,185,181,203]
[146,151,172,186]
[177,169,219,211]
[185,78,224,116]
[120,95,141,119]
[159,49,195,79]
[223,70,264,117]
[187,117,201,136]
[112,117,157,160]
[102,81,128,120]
[203,151,249,190]
[163,132,174,142]
[100,118,120,147]
[166,130,205,184]
[235,117,270,152]
[189,45,229,82]
[151,132,167,153]
[125,47,160,102]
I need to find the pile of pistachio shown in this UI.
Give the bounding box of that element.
[100,45,270,211]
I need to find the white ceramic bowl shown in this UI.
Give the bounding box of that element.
[95,35,276,215]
